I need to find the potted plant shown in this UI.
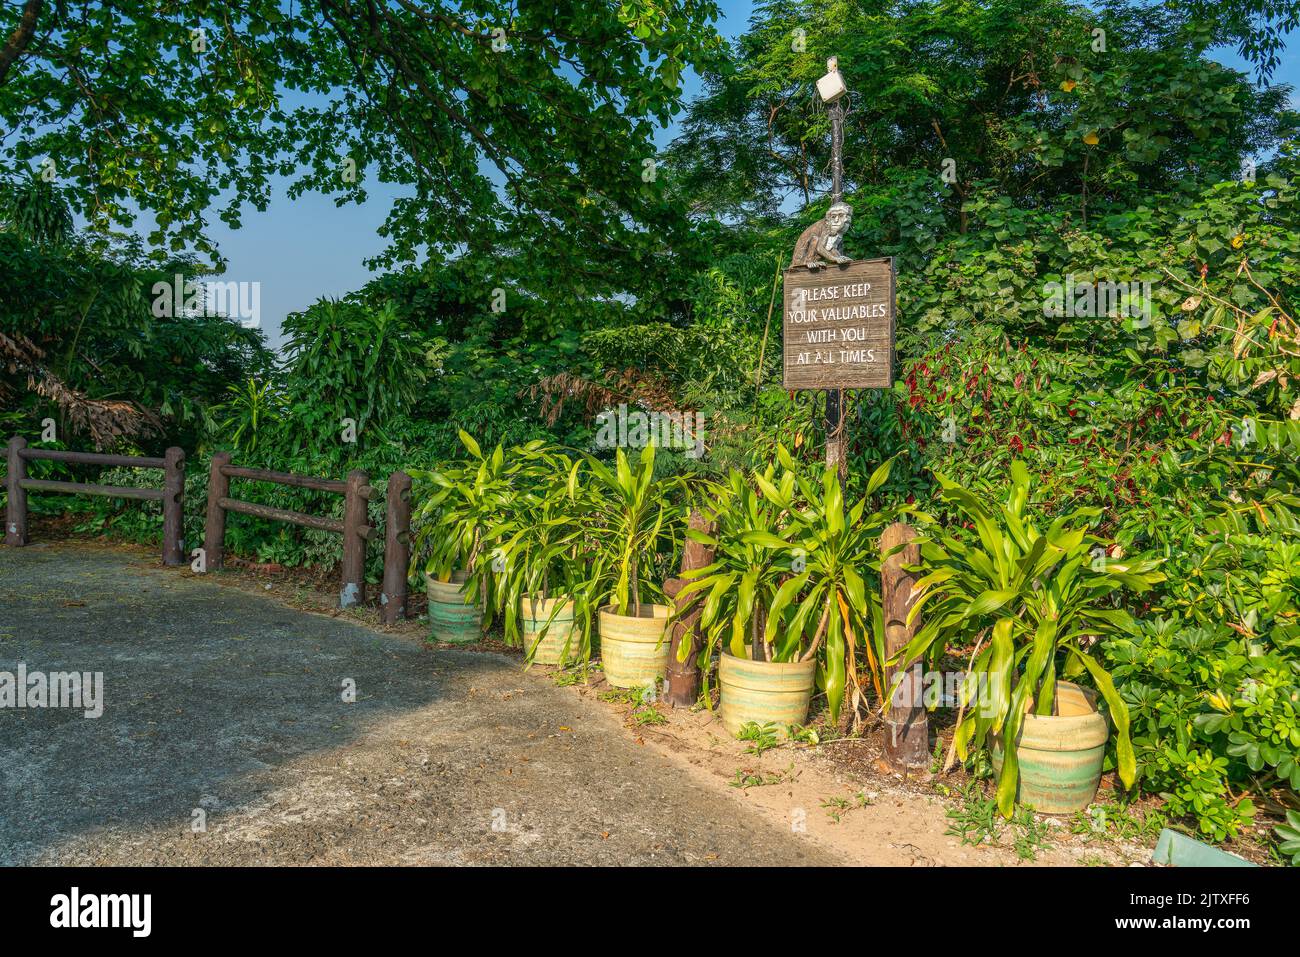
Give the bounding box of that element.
[409,431,517,644]
[678,448,898,735]
[490,447,593,666]
[898,461,1165,815]
[582,443,685,688]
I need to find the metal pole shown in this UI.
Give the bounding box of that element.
[829,100,844,202]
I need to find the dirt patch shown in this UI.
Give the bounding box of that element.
[544,672,1154,867]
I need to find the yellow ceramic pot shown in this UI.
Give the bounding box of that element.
[597,604,670,689]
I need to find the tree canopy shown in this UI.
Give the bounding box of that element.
[0,0,725,282]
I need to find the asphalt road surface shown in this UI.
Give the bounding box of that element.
[0,543,835,866]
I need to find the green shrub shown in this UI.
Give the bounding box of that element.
[1106,615,1298,841]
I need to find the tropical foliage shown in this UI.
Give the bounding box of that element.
[679,449,899,721]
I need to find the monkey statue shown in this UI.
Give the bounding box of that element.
[790,202,853,270]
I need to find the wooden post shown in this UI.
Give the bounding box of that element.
[825,389,846,481]
[381,470,412,624]
[881,522,929,770]
[5,436,28,546]
[662,510,716,707]
[203,451,231,570]
[162,446,185,566]
[823,84,848,484]
[340,468,369,608]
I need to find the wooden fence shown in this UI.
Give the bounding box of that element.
[202,452,412,617]
[380,470,413,624]
[4,436,413,621]
[5,436,185,564]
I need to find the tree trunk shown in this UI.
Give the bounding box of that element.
[751,599,769,661]
[0,0,42,87]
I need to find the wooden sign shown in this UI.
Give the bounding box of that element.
[782,257,895,390]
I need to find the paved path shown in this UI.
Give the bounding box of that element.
[0,544,835,865]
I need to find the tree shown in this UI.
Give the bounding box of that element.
[667,0,1293,231]
[0,0,725,284]
[0,182,273,449]
[1179,0,1300,78]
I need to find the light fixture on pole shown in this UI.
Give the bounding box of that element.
[816,56,847,104]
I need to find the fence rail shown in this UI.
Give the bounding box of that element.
[5,436,185,564]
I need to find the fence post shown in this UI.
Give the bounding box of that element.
[662,509,716,707]
[162,446,185,566]
[203,451,231,570]
[381,470,412,624]
[5,436,28,546]
[340,468,369,608]
[881,521,929,771]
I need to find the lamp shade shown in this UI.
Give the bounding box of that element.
[817,70,847,103]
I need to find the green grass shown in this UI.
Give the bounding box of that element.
[942,779,1054,861]
[1069,800,1166,844]
[737,721,781,755]
[730,765,792,789]
[552,664,595,687]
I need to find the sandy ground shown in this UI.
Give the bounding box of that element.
[0,541,1148,866]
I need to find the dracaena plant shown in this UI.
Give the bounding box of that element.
[898,461,1166,817]
[488,446,594,656]
[675,466,787,668]
[409,431,528,630]
[679,447,899,723]
[581,443,686,618]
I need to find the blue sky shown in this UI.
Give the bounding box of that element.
[201,2,1295,348]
